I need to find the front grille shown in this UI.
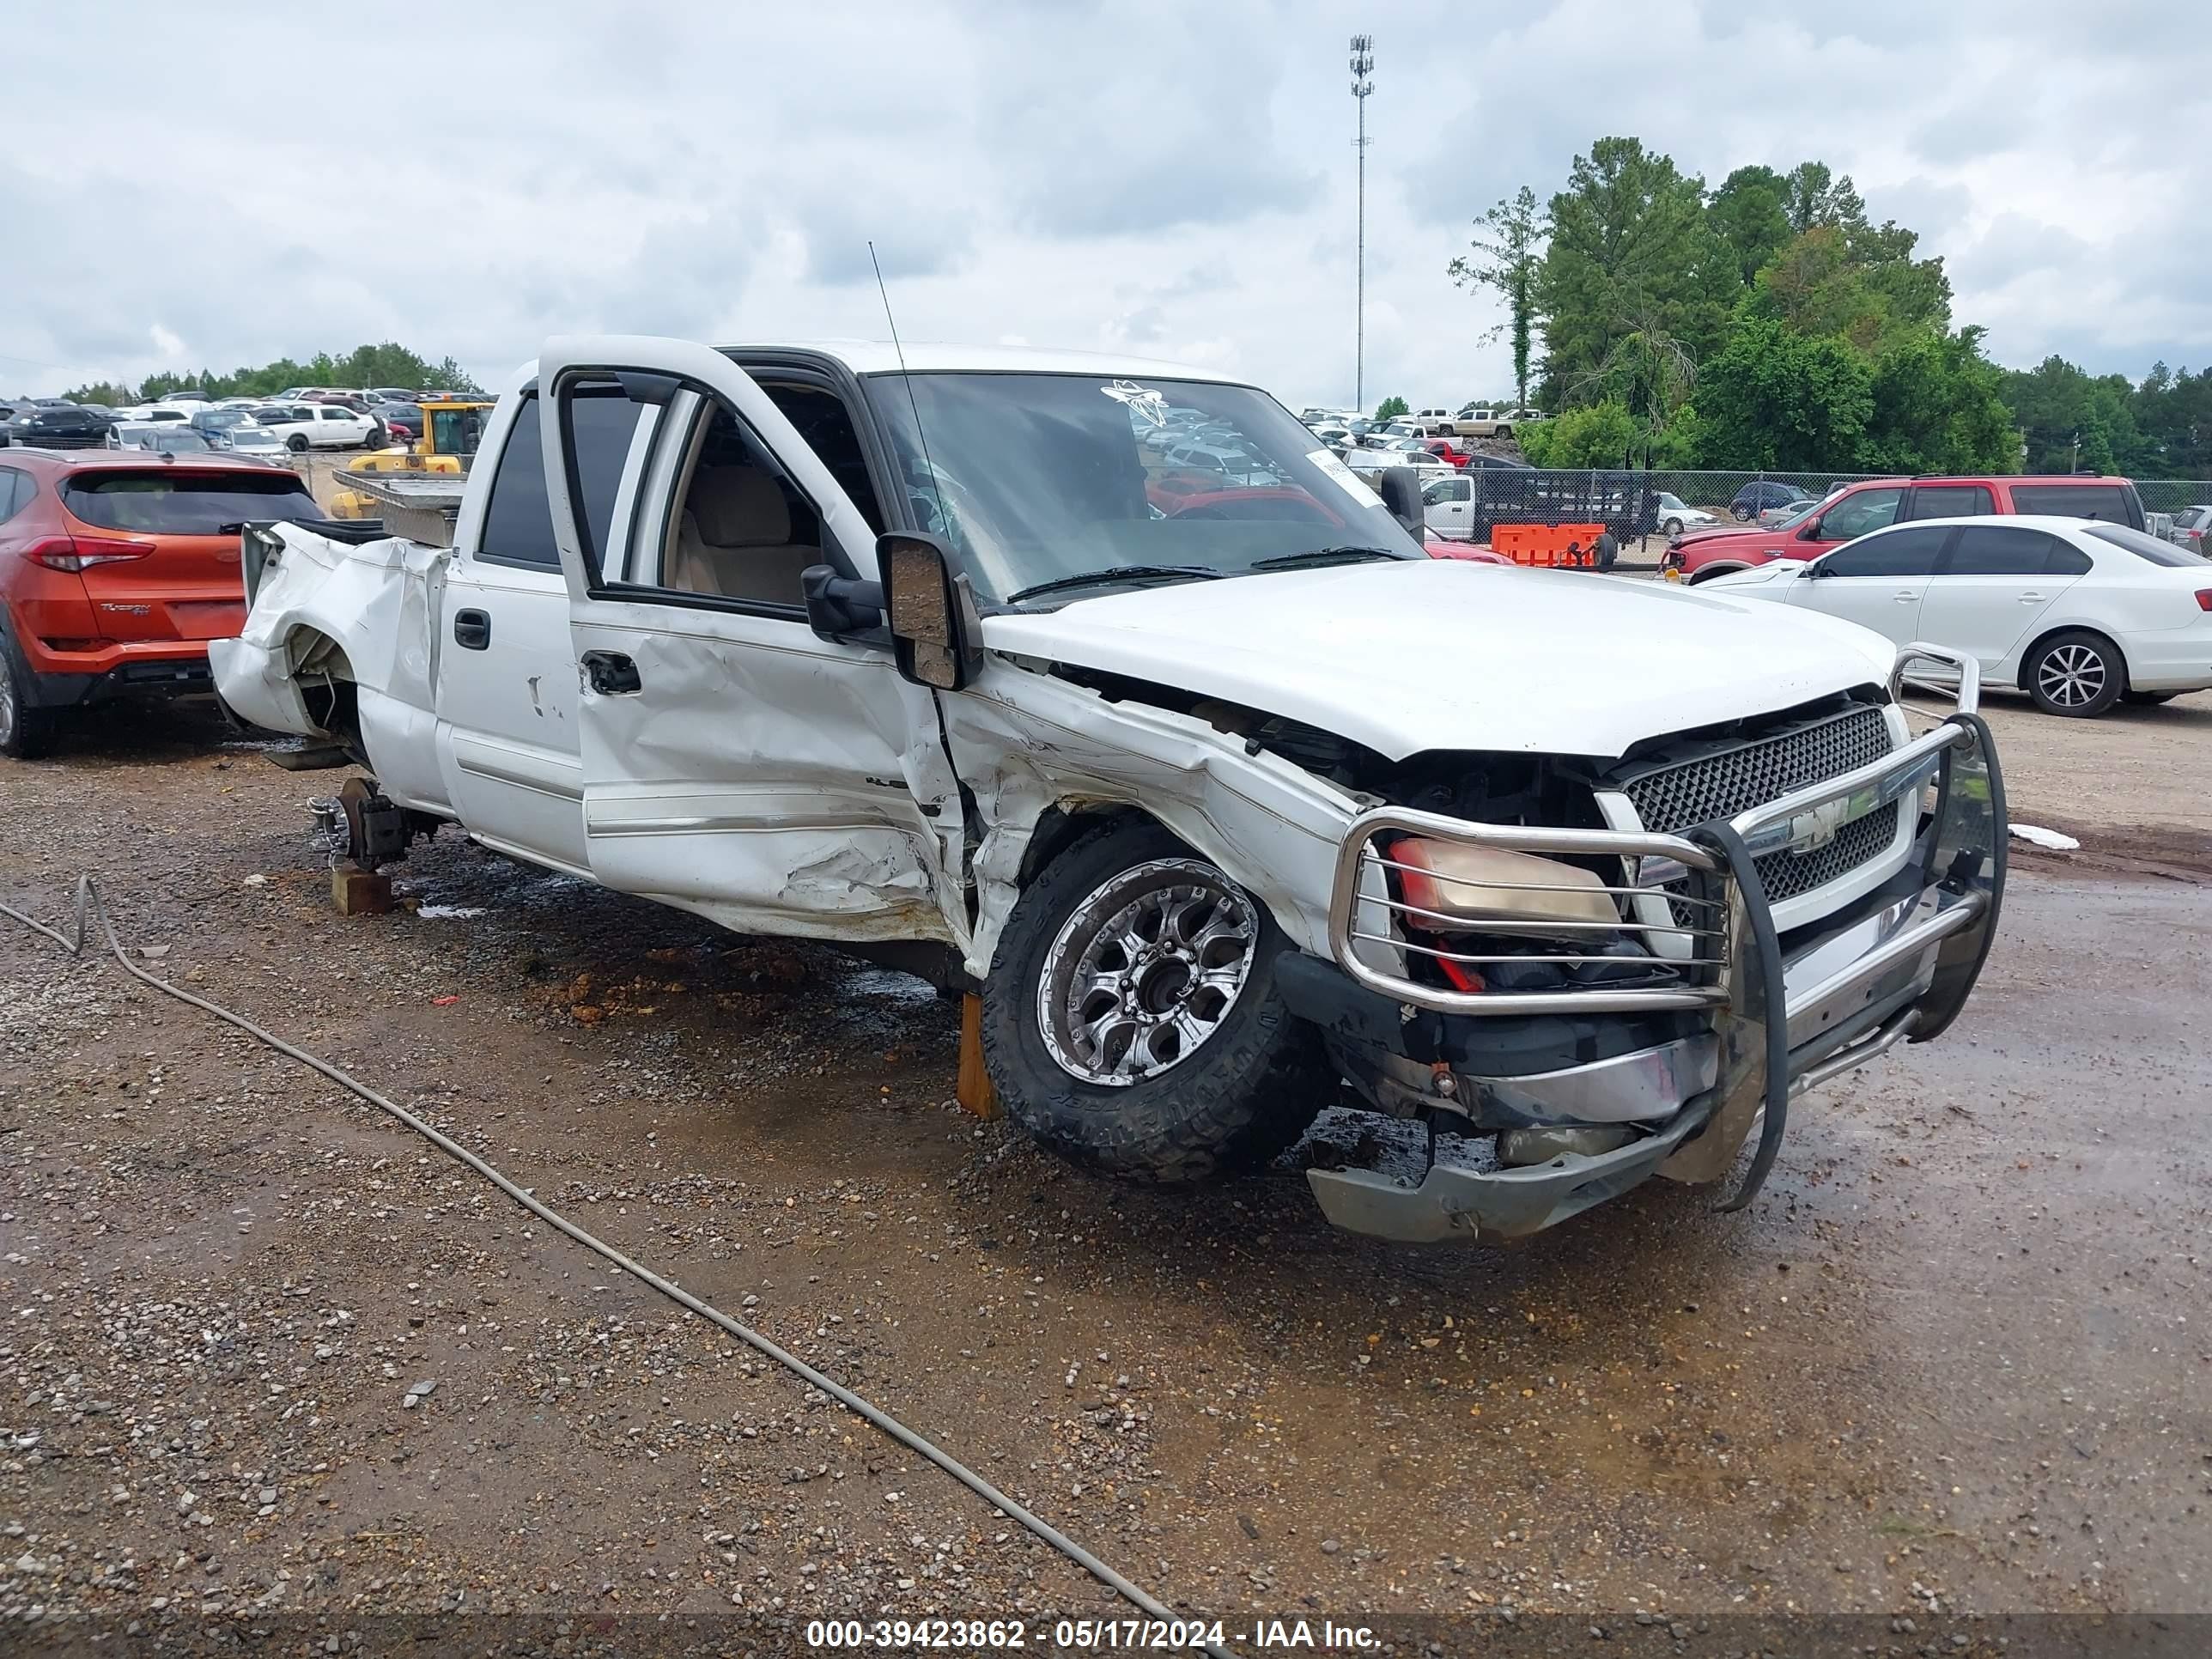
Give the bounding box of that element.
[1615,704,1899,916]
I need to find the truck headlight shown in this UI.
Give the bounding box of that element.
[1389,839,1620,939]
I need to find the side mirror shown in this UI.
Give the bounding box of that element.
[876,532,982,690]
[800,563,884,642]
[1378,467,1425,538]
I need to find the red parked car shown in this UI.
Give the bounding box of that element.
[1423,438,1475,469]
[0,448,317,756]
[1662,474,2147,583]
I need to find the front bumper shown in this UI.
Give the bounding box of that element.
[1306,644,2006,1243]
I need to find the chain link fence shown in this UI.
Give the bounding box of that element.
[1429,467,2212,554]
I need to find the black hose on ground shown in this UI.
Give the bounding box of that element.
[0,876,1235,1658]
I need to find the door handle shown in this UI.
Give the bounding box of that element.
[1893,590,1919,603]
[581,650,641,696]
[453,608,491,649]
[2017,592,2047,603]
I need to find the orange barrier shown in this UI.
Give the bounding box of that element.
[1489,522,1607,568]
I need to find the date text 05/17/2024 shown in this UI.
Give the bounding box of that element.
[803,1618,1379,1650]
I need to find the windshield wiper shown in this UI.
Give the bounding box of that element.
[1249,545,1405,570]
[1006,565,1226,604]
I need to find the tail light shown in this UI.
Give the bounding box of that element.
[2195,590,2211,612]
[20,533,156,572]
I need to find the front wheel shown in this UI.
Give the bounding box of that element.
[1662,515,1684,537]
[981,819,1329,1185]
[2027,631,2124,717]
[287,434,309,453]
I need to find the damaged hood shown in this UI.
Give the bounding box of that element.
[980,560,1898,762]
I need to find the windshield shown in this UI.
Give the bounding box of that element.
[197,409,251,430]
[862,372,1423,603]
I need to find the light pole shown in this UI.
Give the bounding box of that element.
[1350,34,1373,415]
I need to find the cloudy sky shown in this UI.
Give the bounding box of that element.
[7,1,2209,405]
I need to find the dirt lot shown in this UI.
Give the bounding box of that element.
[3,691,2209,1652]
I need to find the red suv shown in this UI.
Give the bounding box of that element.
[0,449,317,756]
[1662,476,2147,583]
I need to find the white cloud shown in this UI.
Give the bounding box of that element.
[3,0,2209,404]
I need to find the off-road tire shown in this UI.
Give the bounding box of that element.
[2025,629,2124,718]
[0,615,58,759]
[981,819,1330,1185]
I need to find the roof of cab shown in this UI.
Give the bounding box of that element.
[726,340,1241,382]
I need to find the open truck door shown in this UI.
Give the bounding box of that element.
[533,335,969,947]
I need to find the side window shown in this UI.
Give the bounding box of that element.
[1818,487,1905,541]
[1819,524,1951,578]
[2009,485,2129,523]
[1905,485,1994,520]
[1943,525,2063,576]
[477,394,641,571]
[0,467,25,524]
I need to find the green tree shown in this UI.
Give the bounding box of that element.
[1781,161,1867,234]
[1849,220,1952,336]
[1447,185,1546,411]
[1747,222,1952,354]
[1694,318,1875,469]
[115,342,483,406]
[2124,361,2212,478]
[1373,395,1409,421]
[1516,399,1638,468]
[1534,137,1735,400]
[1859,327,2018,474]
[60,380,135,407]
[1996,356,2144,474]
[1706,165,1792,287]
[1564,321,1698,459]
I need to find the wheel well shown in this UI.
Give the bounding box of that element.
[2015,624,2130,693]
[1686,562,1747,584]
[283,629,364,747]
[1017,802,1152,889]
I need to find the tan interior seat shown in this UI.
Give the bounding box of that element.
[664,465,820,605]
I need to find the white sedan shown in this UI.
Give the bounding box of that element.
[1705,514,2212,717]
[255,404,379,452]
[1655,491,1717,536]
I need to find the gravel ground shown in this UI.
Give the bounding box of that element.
[2,697,2209,1653]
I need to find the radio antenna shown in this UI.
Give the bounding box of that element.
[870,240,945,529]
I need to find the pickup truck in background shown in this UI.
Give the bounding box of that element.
[212,336,2007,1244]
[1449,405,1541,440]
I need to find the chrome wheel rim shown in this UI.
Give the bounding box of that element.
[0,669,16,749]
[2039,643,2106,708]
[1036,858,1257,1086]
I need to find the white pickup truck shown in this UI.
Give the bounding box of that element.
[211,337,2007,1243]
